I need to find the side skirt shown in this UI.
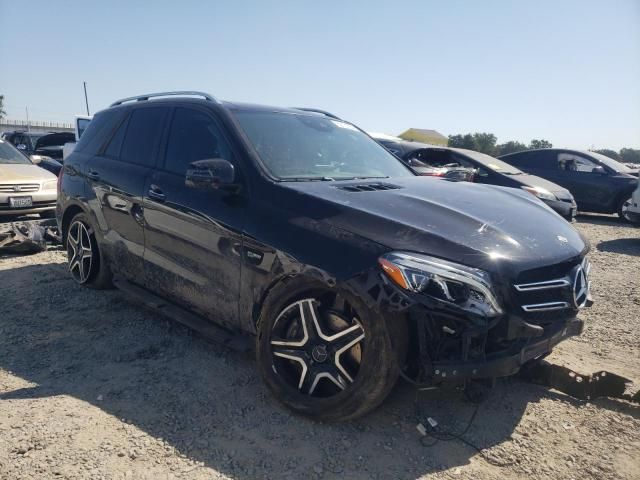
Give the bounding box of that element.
[112,276,253,353]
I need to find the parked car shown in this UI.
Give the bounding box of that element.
[2,130,75,160]
[63,116,92,161]
[371,135,476,182]
[625,178,640,224]
[500,149,639,222]
[378,140,577,220]
[0,137,57,217]
[58,91,592,421]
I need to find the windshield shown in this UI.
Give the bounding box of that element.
[233,111,413,180]
[587,151,635,173]
[459,149,524,174]
[0,139,32,164]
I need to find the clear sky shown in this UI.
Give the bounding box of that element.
[1,0,639,150]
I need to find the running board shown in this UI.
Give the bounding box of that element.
[112,277,252,352]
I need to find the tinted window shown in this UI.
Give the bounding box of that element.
[103,114,129,159]
[120,107,168,167]
[74,109,124,155]
[164,108,233,175]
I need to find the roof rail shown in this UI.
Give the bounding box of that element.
[110,91,220,107]
[294,108,341,120]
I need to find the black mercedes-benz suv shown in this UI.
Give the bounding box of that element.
[58,91,592,421]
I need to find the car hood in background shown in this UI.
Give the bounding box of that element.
[281,176,587,275]
[35,132,75,150]
[0,163,57,183]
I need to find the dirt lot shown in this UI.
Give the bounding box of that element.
[0,215,638,480]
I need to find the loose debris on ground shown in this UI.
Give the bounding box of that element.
[0,215,638,480]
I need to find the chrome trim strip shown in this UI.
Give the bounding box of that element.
[521,301,570,312]
[514,279,571,291]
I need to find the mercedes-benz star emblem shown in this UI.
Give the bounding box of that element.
[573,266,589,308]
[13,185,21,192]
[311,345,328,363]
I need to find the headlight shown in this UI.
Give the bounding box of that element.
[43,179,58,190]
[379,252,502,316]
[30,155,52,162]
[522,186,556,201]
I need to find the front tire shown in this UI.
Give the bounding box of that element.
[66,212,112,289]
[618,196,633,223]
[256,278,407,421]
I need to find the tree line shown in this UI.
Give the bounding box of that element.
[448,132,640,164]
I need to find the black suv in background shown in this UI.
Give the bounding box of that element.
[500,149,638,222]
[58,92,592,420]
[376,138,577,220]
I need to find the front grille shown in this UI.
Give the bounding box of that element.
[513,257,590,319]
[0,183,40,193]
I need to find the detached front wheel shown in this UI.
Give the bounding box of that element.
[256,280,406,421]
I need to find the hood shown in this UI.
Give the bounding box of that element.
[511,173,574,200]
[281,176,587,275]
[0,163,57,183]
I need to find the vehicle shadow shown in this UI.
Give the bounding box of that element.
[597,238,640,256]
[1,261,634,478]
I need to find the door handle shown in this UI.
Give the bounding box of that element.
[87,170,100,180]
[148,184,166,202]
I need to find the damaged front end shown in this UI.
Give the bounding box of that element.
[355,251,593,385]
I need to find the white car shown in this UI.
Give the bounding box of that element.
[62,115,92,161]
[626,178,640,224]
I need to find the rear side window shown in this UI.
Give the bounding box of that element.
[164,107,233,175]
[103,115,129,159]
[74,109,124,156]
[120,107,169,167]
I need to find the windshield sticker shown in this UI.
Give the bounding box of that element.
[331,120,358,131]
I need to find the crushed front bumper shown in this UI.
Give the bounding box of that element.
[425,318,583,382]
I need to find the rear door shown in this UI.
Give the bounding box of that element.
[86,105,169,285]
[142,105,247,328]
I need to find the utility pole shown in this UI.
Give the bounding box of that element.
[25,106,30,132]
[83,81,90,116]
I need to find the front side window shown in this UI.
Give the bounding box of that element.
[558,153,598,172]
[164,108,233,175]
[233,111,412,180]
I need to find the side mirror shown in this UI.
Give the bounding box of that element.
[185,158,236,190]
[29,155,42,164]
[16,144,27,150]
[591,166,607,175]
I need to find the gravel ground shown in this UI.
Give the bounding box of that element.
[0,215,638,480]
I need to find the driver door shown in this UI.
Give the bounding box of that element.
[143,105,247,328]
[556,152,610,210]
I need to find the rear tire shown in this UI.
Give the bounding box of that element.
[66,212,112,289]
[256,277,407,421]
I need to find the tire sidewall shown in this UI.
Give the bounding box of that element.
[66,212,106,287]
[256,277,402,421]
